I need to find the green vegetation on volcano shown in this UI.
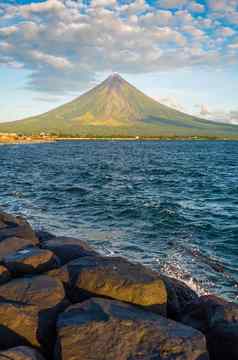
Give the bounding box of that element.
[0,73,238,138]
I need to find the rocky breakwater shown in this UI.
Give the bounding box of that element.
[0,211,236,359]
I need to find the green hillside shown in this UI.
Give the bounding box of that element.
[0,73,238,137]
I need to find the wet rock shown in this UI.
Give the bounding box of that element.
[3,248,60,276]
[181,295,238,360]
[0,265,10,284]
[66,256,167,315]
[46,265,70,291]
[0,274,66,311]
[0,212,39,260]
[0,212,38,243]
[0,346,45,360]
[56,297,209,360]
[35,230,55,243]
[0,275,67,351]
[162,275,198,320]
[0,212,24,229]
[207,322,238,360]
[0,302,40,349]
[41,237,98,265]
[0,237,39,261]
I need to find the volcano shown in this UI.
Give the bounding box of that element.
[0,73,237,137]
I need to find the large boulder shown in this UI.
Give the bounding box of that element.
[0,212,38,243]
[64,256,167,315]
[0,237,38,261]
[0,265,10,284]
[0,212,25,229]
[181,295,238,360]
[46,265,70,291]
[41,236,98,265]
[0,346,45,360]
[0,275,67,352]
[161,275,198,320]
[35,229,55,243]
[56,297,209,360]
[0,302,40,349]
[0,212,39,261]
[0,275,66,310]
[3,248,60,276]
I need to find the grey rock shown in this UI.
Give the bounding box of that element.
[56,297,209,360]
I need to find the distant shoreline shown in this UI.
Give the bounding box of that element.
[55,136,238,141]
[1,134,238,144]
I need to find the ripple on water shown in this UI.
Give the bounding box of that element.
[0,140,238,302]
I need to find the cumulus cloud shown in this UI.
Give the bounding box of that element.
[157,0,188,10]
[0,0,237,93]
[197,104,238,124]
[158,96,185,111]
[188,2,205,13]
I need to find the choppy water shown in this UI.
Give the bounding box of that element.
[0,140,237,302]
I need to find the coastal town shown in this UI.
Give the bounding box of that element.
[0,132,56,144]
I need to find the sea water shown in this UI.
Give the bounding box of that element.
[0,140,237,301]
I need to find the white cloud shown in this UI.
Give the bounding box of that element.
[0,26,17,36]
[157,0,188,9]
[158,96,185,111]
[228,42,238,49]
[216,27,236,37]
[197,104,238,124]
[188,2,205,13]
[19,0,65,16]
[29,50,73,70]
[0,0,237,93]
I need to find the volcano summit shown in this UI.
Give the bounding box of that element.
[0,74,237,138]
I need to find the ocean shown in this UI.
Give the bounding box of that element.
[0,140,237,302]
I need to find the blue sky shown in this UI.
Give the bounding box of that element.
[0,0,238,124]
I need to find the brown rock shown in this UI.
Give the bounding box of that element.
[67,256,167,315]
[56,297,209,360]
[0,212,38,261]
[181,295,238,360]
[0,212,38,243]
[46,265,70,290]
[0,275,66,311]
[41,236,98,265]
[3,248,60,276]
[0,265,10,284]
[0,346,45,360]
[0,237,38,261]
[0,212,24,228]
[0,302,40,349]
[0,275,67,351]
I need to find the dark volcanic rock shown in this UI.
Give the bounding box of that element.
[181,295,238,360]
[41,236,98,265]
[0,265,10,284]
[46,265,70,291]
[0,212,38,243]
[0,302,40,349]
[3,248,60,276]
[0,346,45,360]
[56,297,209,360]
[0,212,25,229]
[0,212,39,261]
[66,256,167,315]
[0,237,38,261]
[35,230,55,243]
[0,275,67,351]
[162,275,198,320]
[0,274,66,311]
